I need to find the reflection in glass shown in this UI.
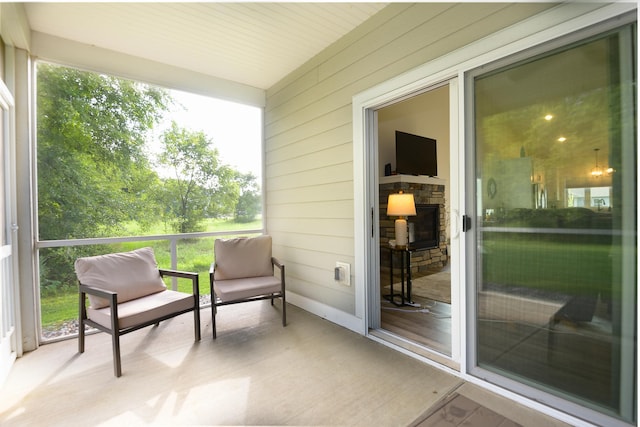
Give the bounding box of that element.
[473,26,636,423]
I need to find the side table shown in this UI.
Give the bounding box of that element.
[382,245,419,307]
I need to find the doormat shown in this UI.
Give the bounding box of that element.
[410,392,522,427]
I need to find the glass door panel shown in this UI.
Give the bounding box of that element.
[471,24,636,423]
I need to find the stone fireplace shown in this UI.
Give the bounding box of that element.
[380,175,448,275]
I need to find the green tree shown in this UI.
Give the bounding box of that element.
[205,164,240,219]
[37,62,169,240]
[234,172,261,223]
[158,122,237,232]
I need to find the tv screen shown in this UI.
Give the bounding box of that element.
[395,131,437,177]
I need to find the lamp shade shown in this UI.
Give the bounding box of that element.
[387,192,416,217]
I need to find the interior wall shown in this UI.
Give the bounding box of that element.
[263,3,553,319]
[377,86,450,182]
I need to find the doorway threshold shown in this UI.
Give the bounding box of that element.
[369,328,459,371]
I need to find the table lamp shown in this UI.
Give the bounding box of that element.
[387,191,416,248]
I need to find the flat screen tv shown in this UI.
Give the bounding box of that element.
[395,131,437,177]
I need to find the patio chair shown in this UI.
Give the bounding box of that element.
[75,247,201,377]
[210,235,286,338]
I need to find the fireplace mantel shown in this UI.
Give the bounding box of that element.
[380,174,446,187]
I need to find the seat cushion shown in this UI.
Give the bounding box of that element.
[75,247,166,309]
[87,290,194,330]
[214,235,273,280]
[214,276,282,302]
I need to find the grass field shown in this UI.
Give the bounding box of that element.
[40,218,261,333]
[482,235,613,297]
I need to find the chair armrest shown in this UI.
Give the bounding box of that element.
[209,263,216,282]
[159,269,197,280]
[272,257,284,273]
[79,283,117,300]
[79,282,119,330]
[159,269,200,297]
[271,258,285,292]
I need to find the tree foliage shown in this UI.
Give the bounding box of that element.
[158,122,240,233]
[37,62,170,240]
[235,172,262,223]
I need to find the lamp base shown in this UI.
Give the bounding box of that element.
[395,218,408,247]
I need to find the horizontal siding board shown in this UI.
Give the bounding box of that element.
[266,94,351,139]
[268,218,354,239]
[267,181,353,205]
[266,105,351,150]
[285,272,355,314]
[270,231,354,258]
[268,200,353,219]
[266,67,319,112]
[266,162,352,191]
[275,244,353,269]
[266,124,351,166]
[267,142,352,178]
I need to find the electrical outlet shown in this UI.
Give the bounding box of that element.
[335,262,351,286]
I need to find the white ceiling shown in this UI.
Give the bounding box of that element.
[24,2,387,90]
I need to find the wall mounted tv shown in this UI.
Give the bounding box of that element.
[395,131,437,177]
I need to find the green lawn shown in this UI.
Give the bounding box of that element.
[482,234,614,297]
[41,218,261,332]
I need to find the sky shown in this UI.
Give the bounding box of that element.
[157,89,262,182]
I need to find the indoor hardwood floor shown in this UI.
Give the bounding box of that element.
[380,269,452,357]
[381,295,451,356]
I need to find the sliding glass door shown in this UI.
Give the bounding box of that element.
[469,20,636,425]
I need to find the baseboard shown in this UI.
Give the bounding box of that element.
[285,291,365,335]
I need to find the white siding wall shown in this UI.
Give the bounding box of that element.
[264,3,553,315]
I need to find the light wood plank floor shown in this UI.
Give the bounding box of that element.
[381,295,451,356]
[0,302,570,426]
[380,268,452,357]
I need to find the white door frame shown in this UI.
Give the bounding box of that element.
[354,78,463,366]
[0,76,17,386]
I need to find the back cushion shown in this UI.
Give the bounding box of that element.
[214,235,273,280]
[75,247,166,309]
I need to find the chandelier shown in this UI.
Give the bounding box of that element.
[590,148,614,178]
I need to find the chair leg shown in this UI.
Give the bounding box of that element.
[79,320,85,354]
[78,291,85,354]
[112,331,122,377]
[194,303,201,341]
[212,303,217,339]
[282,295,287,327]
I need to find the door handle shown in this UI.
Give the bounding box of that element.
[462,215,472,232]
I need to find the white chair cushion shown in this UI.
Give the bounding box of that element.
[214,276,282,302]
[87,289,194,329]
[214,235,273,280]
[75,247,166,309]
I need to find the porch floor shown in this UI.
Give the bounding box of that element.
[0,302,570,426]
